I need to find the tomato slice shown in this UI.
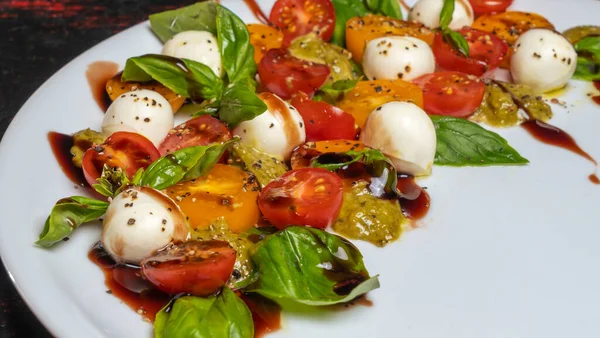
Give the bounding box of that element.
[258,168,343,229]
[258,48,330,100]
[432,28,508,76]
[413,71,486,117]
[290,93,356,142]
[158,115,232,155]
[248,24,284,64]
[468,0,513,16]
[141,240,236,297]
[269,0,335,46]
[290,140,365,169]
[81,131,160,186]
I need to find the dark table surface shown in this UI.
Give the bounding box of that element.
[0,1,197,337]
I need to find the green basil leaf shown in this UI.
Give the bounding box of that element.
[131,168,144,186]
[36,196,109,248]
[316,78,360,103]
[573,57,600,81]
[216,5,256,85]
[149,2,217,43]
[573,36,600,81]
[154,288,253,338]
[140,139,237,190]
[92,165,131,198]
[122,54,223,102]
[218,83,267,127]
[331,0,369,47]
[443,28,470,57]
[439,0,455,28]
[249,226,380,306]
[364,0,403,19]
[431,115,529,166]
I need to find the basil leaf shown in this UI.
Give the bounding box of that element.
[574,57,600,81]
[249,226,380,306]
[140,139,237,190]
[364,0,403,19]
[122,54,223,102]
[218,83,268,128]
[439,0,455,28]
[131,168,144,186]
[216,5,257,85]
[331,0,369,47]
[149,2,217,43]
[431,115,529,166]
[573,36,600,81]
[92,165,130,198]
[442,28,470,57]
[154,288,253,338]
[36,197,108,248]
[315,78,359,103]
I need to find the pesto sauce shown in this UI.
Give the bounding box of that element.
[333,181,405,247]
[70,128,106,167]
[289,33,355,83]
[230,143,288,188]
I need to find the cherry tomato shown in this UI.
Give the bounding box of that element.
[432,28,508,76]
[158,115,231,155]
[258,168,343,229]
[290,140,365,169]
[81,131,160,186]
[269,0,335,46]
[413,71,486,117]
[247,24,284,64]
[290,93,356,142]
[258,48,330,99]
[468,0,513,16]
[141,240,236,296]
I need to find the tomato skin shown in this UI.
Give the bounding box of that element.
[158,115,231,155]
[247,24,284,64]
[432,28,508,76]
[81,131,160,186]
[258,168,343,229]
[413,71,486,117]
[258,49,330,100]
[468,0,513,16]
[141,240,236,297]
[290,93,356,142]
[269,0,335,46]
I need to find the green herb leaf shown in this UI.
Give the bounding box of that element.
[315,78,360,103]
[154,288,253,338]
[35,197,109,248]
[248,226,380,306]
[131,168,144,186]
[431,115,529,166]
[149,2,217,43]
[330,0,369,47]
[573,36,600,81]
[364,0,403,19]
[140,139,238,190]
[218,83,268,128]
[442,28,470,57]
[439,0,455,28]
[122,54,223,102]
[92,165,131,198]
[216,5,257,85]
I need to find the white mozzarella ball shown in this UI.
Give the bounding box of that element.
[363,36,435,81]
[408,0,474,30]
[510,29,577,93]
[360,102,436,176]
[101,186,189,264]
[162,30,223,78]
[102,89,174,146]
[233,93,306,160]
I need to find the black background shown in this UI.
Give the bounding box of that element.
[0,1,196,337]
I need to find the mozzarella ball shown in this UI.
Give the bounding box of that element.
[101,186,189,264]
[363,36,435,81]
[408,0,474,30]
[510,29,577,93]
[233,93,306,160]
[360,102,436,176]
[102,89,174,146]
[162,31,223,77]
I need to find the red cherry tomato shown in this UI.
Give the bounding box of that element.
[258,49,330,100]
[413,71,486,117]
[158,115,232,155]
[258,168,343,229]
[468,0,514,16]
[141,240,236,297]
[81,131,160,186]
[432,28,508,76]
[290,93,357,142]
[269,0,336,46]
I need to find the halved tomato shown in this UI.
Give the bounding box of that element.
[81,131,160,186]
[141,240,236,296]
[258,168,343,229]
[248,24,284,64]
[258,48,330,99]
[106,72,185,112]
[158,115,231,155]
[413,71,486,117]
[269,0,336,46]
[290,93,357,142]
[468,0,513,16]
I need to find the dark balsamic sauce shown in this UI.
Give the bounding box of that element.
[593,81,600,105]
[47,131,88,187]
[241,293,282,338]
[243,0,269,24]
[86,61,119,111]
[396,175,431,220]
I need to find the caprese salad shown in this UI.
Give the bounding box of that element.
[37,0,600,336]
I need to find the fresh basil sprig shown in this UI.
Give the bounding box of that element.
[439,0,470,57]
[248,226,380,306]
[140,138,237,190]
[154,288,253,338]
[432,115,529,166]
[217,82,268,127]
[149,1,217,42]
[35,197,109,248]
[92,165,141,198]
[573,36,600,81]
[216,5,256,85]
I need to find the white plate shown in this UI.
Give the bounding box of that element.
[1,0,600,337]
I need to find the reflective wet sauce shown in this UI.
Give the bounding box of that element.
[592,80,600,105]
[243,0,269,24]
[47,131,88,187]
[86,61,119,111]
